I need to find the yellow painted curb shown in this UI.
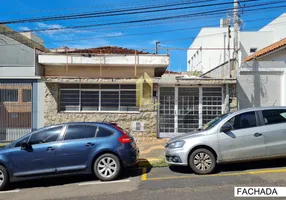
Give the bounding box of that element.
[146,167,286,181]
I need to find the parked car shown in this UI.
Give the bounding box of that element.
[0,122,139,190]
[165,107,286,174]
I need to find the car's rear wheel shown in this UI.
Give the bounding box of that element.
[94,153,121,181]
[0,165,9,191]
[189,148,216,174]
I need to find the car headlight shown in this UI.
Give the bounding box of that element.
[168,140,185,149]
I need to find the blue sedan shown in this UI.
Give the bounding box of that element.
[0,122,139,190]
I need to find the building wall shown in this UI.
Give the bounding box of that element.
[187,14,286,75]
[44,65,155,78]
[238,52,286,109]
[259,13,286,41]
[239,31,273,61]
[258,49,286,62]
[0,34,36,78]
[187,27,234,73]
[44,82,158,143]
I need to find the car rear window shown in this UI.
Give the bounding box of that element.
[262,109,286,125]
[96,127,114,137]
[64,125,97,140]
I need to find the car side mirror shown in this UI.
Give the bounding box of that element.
[221,123,232,133]
[20,142,31,149]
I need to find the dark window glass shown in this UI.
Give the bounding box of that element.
[15,136,29,147]
[250,48,257,53]
[262,109,286,125]
[101,91,119,111]
[22,89,32,102]
[81,84,99,89]
[81,91,99,111]
[60,90,80,111]
[227,111,257,130]
[101,84,119,89]
[96,127,114,137]
[29,126,63,145]
[0,89,18,102]
[64,125,97,140]
[120,91,138,111]
[60,84,80,89]
[120,84,136,89]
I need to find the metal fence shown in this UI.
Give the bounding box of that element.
[0,83,32,142]
[159,86,223,137]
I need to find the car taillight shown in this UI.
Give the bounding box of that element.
[118,134,131,143]
[112,125,131,143]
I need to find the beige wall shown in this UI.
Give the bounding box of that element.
[44,82,158,143]
[45,65,155,78]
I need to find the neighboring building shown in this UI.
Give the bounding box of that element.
[238,37,286,108]
[187,13,286,74]
[0,25,45,142]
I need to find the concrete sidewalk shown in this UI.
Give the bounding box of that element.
[137,138,168,167]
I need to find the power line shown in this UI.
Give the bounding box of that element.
[1,15,286,48]
[2,1,281,34]
[0,0,192,16]
[0,0,259,24]
[34,3,284,37]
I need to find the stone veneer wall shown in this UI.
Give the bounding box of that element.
[44,82,158,143]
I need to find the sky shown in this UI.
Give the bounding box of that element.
[0,0,285,71]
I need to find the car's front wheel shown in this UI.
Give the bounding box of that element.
[94,153,121,181]
[189,148,216,174]
[0,165,9,191]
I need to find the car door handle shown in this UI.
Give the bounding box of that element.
[46,147,55,151]
[254,133,262,137]
[85,142,95,147]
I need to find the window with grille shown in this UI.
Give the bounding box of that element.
[202,87,222,125]
[59,84,139,112]
[0,89,18,102]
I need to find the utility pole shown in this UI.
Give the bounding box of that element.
[228,24,231,78]
[233,0,240,76]
[155,41,160,54]
[226,22,231,113]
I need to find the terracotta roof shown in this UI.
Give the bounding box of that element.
[244,37,286,62]
[65,46,149,54]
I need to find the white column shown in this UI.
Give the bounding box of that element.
[282,72,286,106]
[199,86,203,128]
[174,86,178,134]
[225,84,230,112]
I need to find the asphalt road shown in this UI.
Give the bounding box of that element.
[1,159,286,200]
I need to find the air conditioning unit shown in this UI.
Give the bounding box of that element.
[131,121,144,132]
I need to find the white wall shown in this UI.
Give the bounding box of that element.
[258,48,286,62]
[187,27,234,73]
[259,13,286,41]
[0,34,36,77]
[238,49,286,109]
[38,54,170,67]
[239,31,273,60]
[187,13,286,74]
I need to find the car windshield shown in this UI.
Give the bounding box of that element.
[202,113,232,131]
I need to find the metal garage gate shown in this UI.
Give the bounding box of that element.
[0,83,32,142]
[159,86,223,138]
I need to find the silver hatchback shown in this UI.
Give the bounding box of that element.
[165,107,286,174]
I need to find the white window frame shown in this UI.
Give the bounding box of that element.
[59,84,139,113]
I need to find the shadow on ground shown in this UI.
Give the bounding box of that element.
[169,158,286,174]
[8,160,153,190]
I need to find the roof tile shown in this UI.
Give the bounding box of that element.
[244,37,286,62]
[65,46,150,54]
